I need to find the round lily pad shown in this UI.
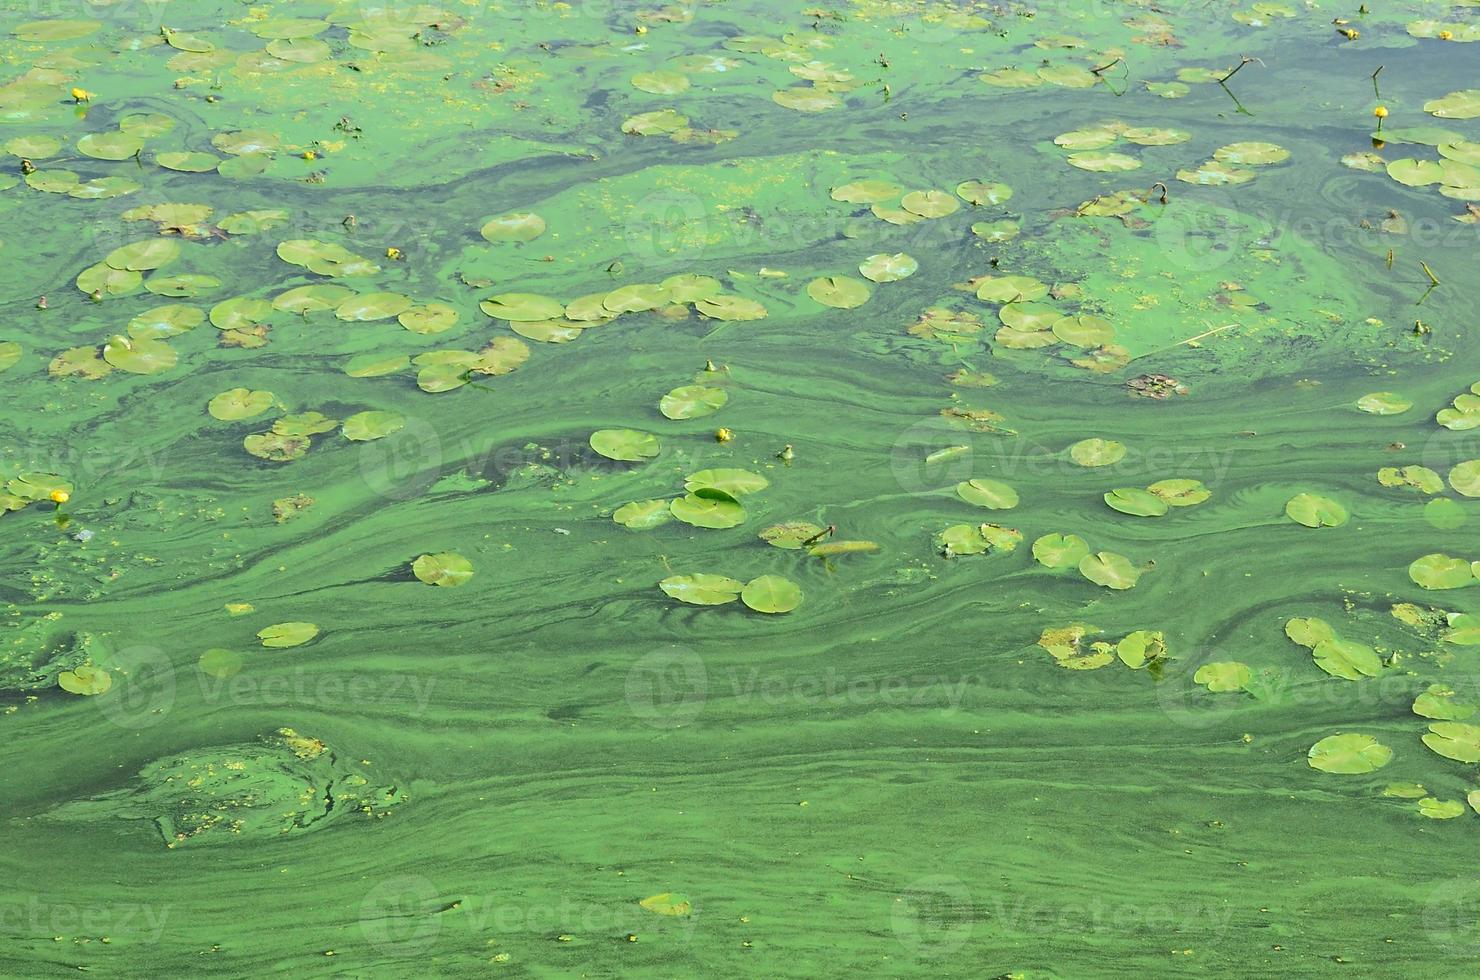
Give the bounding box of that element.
[1409,554,1475,590]
[660,574,744,605]
[759,522,826,549]
[1032,532,1090,568]
[208,388,275,421]
[741,575,802,614]
[1194,662,1251,692]
[1308,733,1392,773]
[337,292,414,322]
[1311,638,1382,680]
[1068,438,1126,467]
[590,429,660,462]
[900,190,960,217]
[342,411,406,442]
[1285,493,1347,528]
[1104,488,1169,517]
[858,253,918,283]
[412,552,474,587]
[1079,551,1141,589]
[102,336,176,374]
[660,385,728,420]
[956,478,1018,509]
[78,132,144,161]
[1356,392,1412,415]
[480,212,546,243]
[670,489,745,529]
[613,500,673,530]
[1448,459,1480,497]
[1422,722,1480,762]
[807,276,871,309]
[685,469,768,496]
[258,622,319,648]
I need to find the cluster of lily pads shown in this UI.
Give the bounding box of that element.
[1030,534,1146,591]
[1104,479,1210,517]
[659,573,801,614]
[1296,613,1480,818]
[0,471,72,518]
[1284,616,1383,681]
[1435,380,1480,429]
[954,269,1130,374]
[1053,120,1191,174]
[611,466,769,532]
[829,175,1012,229]
[206,392,406,463]
[1037,624,1167,671]
[1177,141,1291,187]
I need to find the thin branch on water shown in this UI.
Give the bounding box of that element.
[1219,57,1261,83]
[1371,65,1384,98]
[1130,323,1238,361]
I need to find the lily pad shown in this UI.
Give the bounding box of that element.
[670,489,745,529]
[1285,493,1347,528]
[741,575,802,614]
[480,212,546,243]
[660,385,728,420]
[956,478,1018,510]
[208,388,275,421]
[1408,553,1475,590]
[613,500,673,530]
[1311,638,1382,680]
[1068,438,1126,467]
[1079,551,1141,589]
[685,469,769,496]
[759,522,826,549]
[1422,722,1480,763]
[858,253,918,283]
[1194,662,1251,693]
[1308,733,1392,774]
[412,552,474,587]
[1032,532,1091,569]
[807,276,871,309]
[590,429,660,462]
[342,411,406,442]
[257,622,319,648]
[900,190,960,217]
[1356,392,1412,415]
[1104,488,1169,518]
[660,574,743,605]
[101,336,176,375]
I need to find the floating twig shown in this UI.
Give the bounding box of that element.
[1219,56,1260,84]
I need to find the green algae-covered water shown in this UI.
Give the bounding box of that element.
[3,0,1480,975]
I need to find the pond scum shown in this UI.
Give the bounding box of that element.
[2,0,1480,975]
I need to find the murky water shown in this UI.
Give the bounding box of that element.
[3,1,1479,975]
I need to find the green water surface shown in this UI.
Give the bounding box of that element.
[2,1,1480,976]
